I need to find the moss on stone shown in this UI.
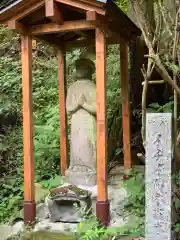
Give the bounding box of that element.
[23,231,74,240]
[49,185,89,198]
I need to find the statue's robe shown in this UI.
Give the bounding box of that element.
[66,79,96,176]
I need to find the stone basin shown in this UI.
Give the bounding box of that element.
[46,185,92,223]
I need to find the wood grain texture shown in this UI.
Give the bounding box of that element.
[10,1,44,22]
[58,48,68,176]
[120,38,132,169]
[8,20,27,35]
[86,10,97,21]
[45,0,63,24]
[31,20,96,35]
[55,0,105,15]
[96,26,108,201]
[21,35,35,202]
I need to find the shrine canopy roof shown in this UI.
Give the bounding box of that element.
[0,0,141,49]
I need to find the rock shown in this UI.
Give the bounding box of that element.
[46,185,92,223]
[0,225,12,240]
[0,221,24,240]
[36,203,49,220]
[34,219,78,234]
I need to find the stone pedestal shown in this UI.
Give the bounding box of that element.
[66,168,96,187]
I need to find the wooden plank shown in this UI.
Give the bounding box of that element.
[21,35,36,223]
[45,0,63,24]
[31,20,96,35]
[120,38,132,170]
[96,27,108,201]
[55,0,105,15]
[58,48,68,176]
[9,1,44,22]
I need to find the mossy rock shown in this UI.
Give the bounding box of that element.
[49,185,89,198]
[11,231,74,240]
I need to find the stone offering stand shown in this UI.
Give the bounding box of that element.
[0,0,141,226]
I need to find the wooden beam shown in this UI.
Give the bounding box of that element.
[120,38,132,170]
[8,20,28,35]
[58,48,68,176]
[8,1,44,22]
[21,35,36,224]
[86,11,97,21]
[45,0,63,24]
[55,0,105,15]
[96,26,110,226]
[31,20,96,35]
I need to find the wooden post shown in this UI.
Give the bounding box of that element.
[120,38,132,171]
[96,26,110,226]
[21,35,36,225]
[58,48,68,176]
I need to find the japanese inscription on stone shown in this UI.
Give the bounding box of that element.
[145,113,172,240]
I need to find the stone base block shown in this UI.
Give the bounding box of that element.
[65,169,97,186]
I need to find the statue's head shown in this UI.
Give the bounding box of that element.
[75,58,95,80]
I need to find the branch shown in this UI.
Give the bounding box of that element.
[173,7,180,166]
[142,80,165,85]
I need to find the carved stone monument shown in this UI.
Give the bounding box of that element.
[145,113,172,240]
[66,58,97,186]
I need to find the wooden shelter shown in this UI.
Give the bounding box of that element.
[0,0,141,226]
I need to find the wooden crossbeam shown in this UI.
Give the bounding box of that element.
[45,0,63,24]
[55,0,105,15]
[31,20,96,35]
[8,20,28,35]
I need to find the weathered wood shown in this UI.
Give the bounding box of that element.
[55,0,105,15]
[8,20,27,35]
[58,48,68,176]
[96,25,110,227]
[96,26,108,201]
[31,20,96,35]
[86,11,97,21]
[45,0,63,24]
[8,1,44,22]
[21,35,36,223]
[146,113,172,240]
[120,38,132,170]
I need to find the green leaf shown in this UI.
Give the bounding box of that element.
[148,102,161,109]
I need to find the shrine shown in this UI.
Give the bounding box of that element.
[0,0,141,226]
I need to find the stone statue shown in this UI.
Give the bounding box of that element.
[65,58,96,186]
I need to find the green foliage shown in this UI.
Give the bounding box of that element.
[116,0,128,13]
[121,171,145,237]
[147,98,174,113]
[76,218,106,240]
[123,171,145,217]
[39,175,64,190]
